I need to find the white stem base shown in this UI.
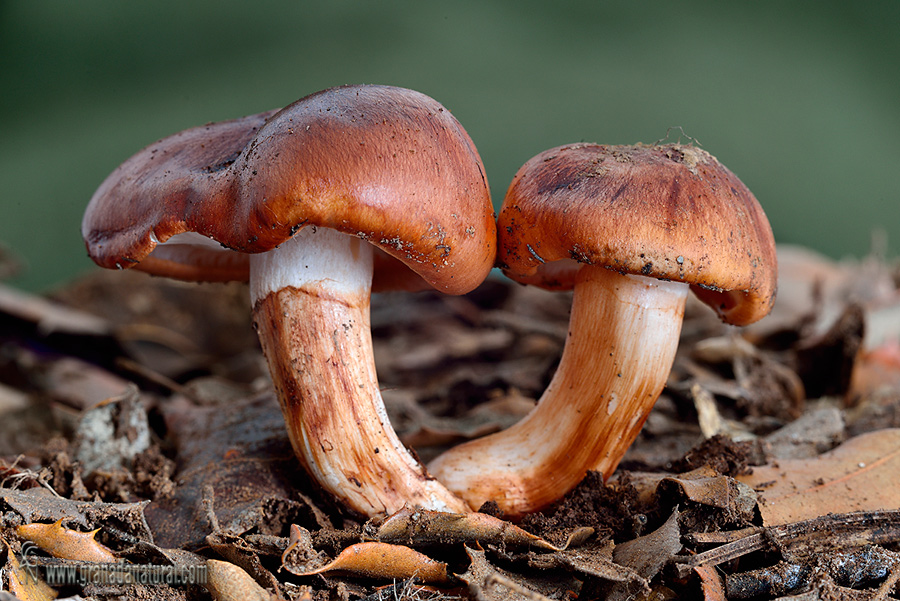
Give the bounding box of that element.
[250,227,468,516]
[428,267,688,516]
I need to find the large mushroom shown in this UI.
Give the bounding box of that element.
[428,143,777,517]
[83,85,496,517]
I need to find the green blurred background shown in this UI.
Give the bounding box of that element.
[2,0,898,292]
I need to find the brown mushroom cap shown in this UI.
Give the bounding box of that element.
[83,85,495,295]
[497,143,777,326]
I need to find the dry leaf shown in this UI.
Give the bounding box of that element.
[1,487,152,544]
[457,546,555,601]
[657,472,756,519]
[4,537,58,601]
[54,269,256,366]
[293,541,449,583]
[207,528,282,594]
[283,530,449,584]
[41,357,132,411]
[763,406,845,460]
[0,282,111,337]
[606,510,681,600]
[145,393,314,549]
[205,559,273,601]
[613,508,682,580]
[527,539,641,584]
[737,429,900,525]
[16,519,117,562]
[376,506,569,551]
[622,466,722,509]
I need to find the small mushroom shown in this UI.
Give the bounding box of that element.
[83,85,496,516]
[428,143,777,517]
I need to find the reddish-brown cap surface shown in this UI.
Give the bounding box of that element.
[497,143,777,326]
[83,85,496,295]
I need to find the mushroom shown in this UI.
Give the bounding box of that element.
[428,143,777,517]
[82,85,496,517]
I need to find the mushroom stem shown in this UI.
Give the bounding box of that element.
[250,227,469,516]
[428,266,688,517]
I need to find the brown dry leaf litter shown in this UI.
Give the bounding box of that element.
[0,244,899,599]
[375,506,587,551]
[737,428,900,525]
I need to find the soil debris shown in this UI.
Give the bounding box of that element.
[0,245,899,599]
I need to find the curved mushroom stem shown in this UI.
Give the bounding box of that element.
[428,266,688,517]
[250,227,469,517]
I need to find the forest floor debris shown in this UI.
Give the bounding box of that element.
[1,244,899,600]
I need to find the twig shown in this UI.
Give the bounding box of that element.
[678,510,900,568]
[202,484,221,533]
[1,456,64,499]
[115,357,203,402]
[485,573,554,601]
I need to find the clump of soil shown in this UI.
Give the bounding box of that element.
[668,434,758,477]
[520,472,643,543]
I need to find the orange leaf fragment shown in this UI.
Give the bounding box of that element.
[284,540,450,583]
[4,538,58,601]
[16,519,117,562]
[737,429,900,525]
